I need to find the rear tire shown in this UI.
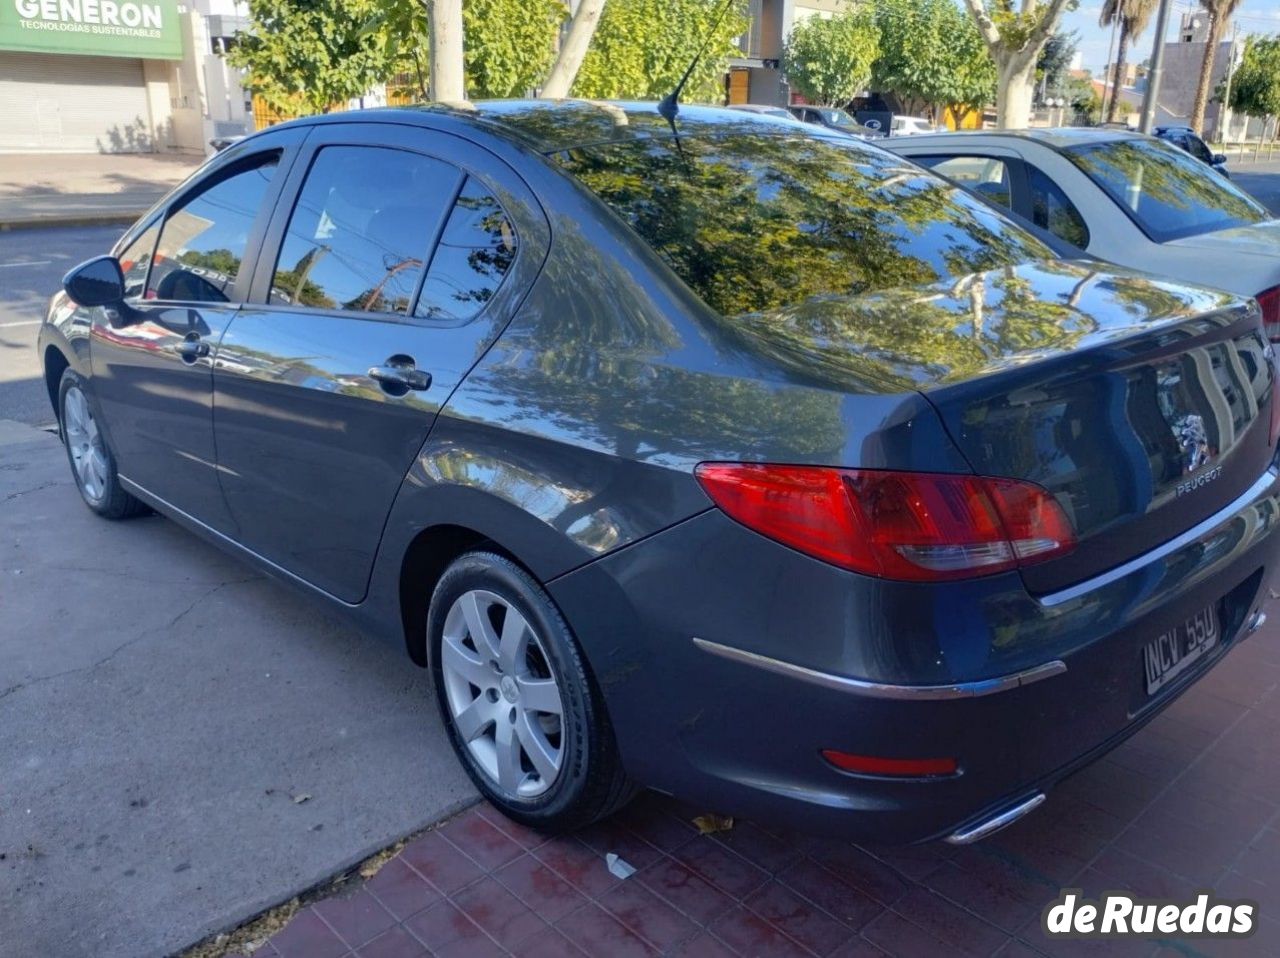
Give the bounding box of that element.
[58,369,147,520]
[429,551,634,832]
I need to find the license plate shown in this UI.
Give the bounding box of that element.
[1143,605,1219,696]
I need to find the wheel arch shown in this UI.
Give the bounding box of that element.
[43,344,71,422]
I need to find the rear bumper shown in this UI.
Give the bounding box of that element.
[548,466,1280,843]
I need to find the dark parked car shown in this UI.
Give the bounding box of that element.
[1155,124,1230,177]
[42,102,1280,844]
[786,104,884,138]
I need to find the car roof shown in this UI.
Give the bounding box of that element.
[884,126,1144,150]
[277,99,827,156]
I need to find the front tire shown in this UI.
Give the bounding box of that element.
[58,369,147,519]
[429,551,634,831]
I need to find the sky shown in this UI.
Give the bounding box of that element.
[1064,0,1280,73]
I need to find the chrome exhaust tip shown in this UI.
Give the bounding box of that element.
[1247,611,1267,635]
[945,792,1047,845]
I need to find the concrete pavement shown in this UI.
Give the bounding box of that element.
[0,153,201,230]
[0,422,477,958]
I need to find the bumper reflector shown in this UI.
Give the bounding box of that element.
[821,750,958,778]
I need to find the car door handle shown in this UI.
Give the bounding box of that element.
[367,361,431,392]
[174,339,210,361]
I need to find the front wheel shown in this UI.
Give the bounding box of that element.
[429,551,634,831]
[58,369,147,519]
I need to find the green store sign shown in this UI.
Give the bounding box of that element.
[0,0,183,60]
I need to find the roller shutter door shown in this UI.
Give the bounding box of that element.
[0,52,150,153]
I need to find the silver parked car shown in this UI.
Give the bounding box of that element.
[884,128,1280,339]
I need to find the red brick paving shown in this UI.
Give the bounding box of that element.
[252,626,1280,957]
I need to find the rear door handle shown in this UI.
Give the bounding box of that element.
[368,357,432,392]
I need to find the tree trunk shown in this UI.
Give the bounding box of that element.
[995,55,1036,129]
[428,0,465,103]
[1106,23,1131,124]
[1190,13,1223,135]
[541,0,606,98]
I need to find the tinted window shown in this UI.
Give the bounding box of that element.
[147,155,278,302]
[918,155,1013,209]
[558,133,1050,316]
[1027,165,1090,248]
[1064,138,1266,242]
[117,222,159,300]
[415,178,518,322]
[270,146,456,315]
[1186,135,1213,164]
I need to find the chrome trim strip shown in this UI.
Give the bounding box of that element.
[1039,468,1279,609]
[691,637,1066,700]
[946,793,1046,845]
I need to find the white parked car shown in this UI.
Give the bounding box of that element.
[884,128,1280,339]
[891,116,945,136]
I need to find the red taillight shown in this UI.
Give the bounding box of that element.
[821,750,958,778]
[694,463,1075,582]
[1257,285,1280,343]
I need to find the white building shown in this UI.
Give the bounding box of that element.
[0,0,251,154]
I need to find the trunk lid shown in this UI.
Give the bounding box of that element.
[730,260,1275,592]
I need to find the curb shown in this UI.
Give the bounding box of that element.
[0,210,146,231]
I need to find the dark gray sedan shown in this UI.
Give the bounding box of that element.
[41,102,1280,843]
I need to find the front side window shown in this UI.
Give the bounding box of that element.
[270,146,456,315]
[918,155,1013,210]
[1026,165,1090,248]
[118,222,159,300]
[1064,138,1266,242]
[147,154,279,303]
[558,133,1050,317]
[414,178,518,322]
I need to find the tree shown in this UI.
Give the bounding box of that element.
[572,0,749,101]
[430,0,465,102]
[1099,0,1156,123]
[464,0,565,98]
[1037,29,1077,98]
[1226,34,1280,121]
[229,0,390,116]
[962,0,1076,128]
[542,0,607,98]
[1191,0,1243,134]
[781,10,880,107]
[872,0,995,122]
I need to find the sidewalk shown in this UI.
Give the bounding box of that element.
[226,618,1280,958]
[0,152,204,229]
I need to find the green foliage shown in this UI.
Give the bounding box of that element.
[463,0,565,98]
[1037,30,1077,91]
[873,0,995,118]
[782,10,880,107]
[572,0,749,101]
[1228,35,1280,118]
[230,0,390,115]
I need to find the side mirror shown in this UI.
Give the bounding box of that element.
[63,255,125,308]
[1214,154,1228,165]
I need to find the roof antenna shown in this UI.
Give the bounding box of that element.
[657,0,737,123]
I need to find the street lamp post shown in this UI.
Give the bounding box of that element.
[1140,0,1176,133]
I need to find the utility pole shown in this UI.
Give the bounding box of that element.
[1101,15,1120,122]
[1140,0,1175,132]
[1220,22,1240,143]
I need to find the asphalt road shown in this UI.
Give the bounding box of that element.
[0,225,122,427]
[0,422,476,957]
[1231,157,1280,215]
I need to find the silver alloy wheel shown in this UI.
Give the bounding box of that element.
[440,589,565,798]
[63,385,108,503]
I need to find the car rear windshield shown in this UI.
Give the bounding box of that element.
[556,132,1050,316]
[1062,137,1267,242]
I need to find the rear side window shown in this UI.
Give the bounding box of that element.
[414,178,518,322]
[558,132,1050,316]
[1064,138,1266,242]
[917,155,1013,209]
[269,146,457,315]
[1026,165,1089,248]
[147,154,279,303]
